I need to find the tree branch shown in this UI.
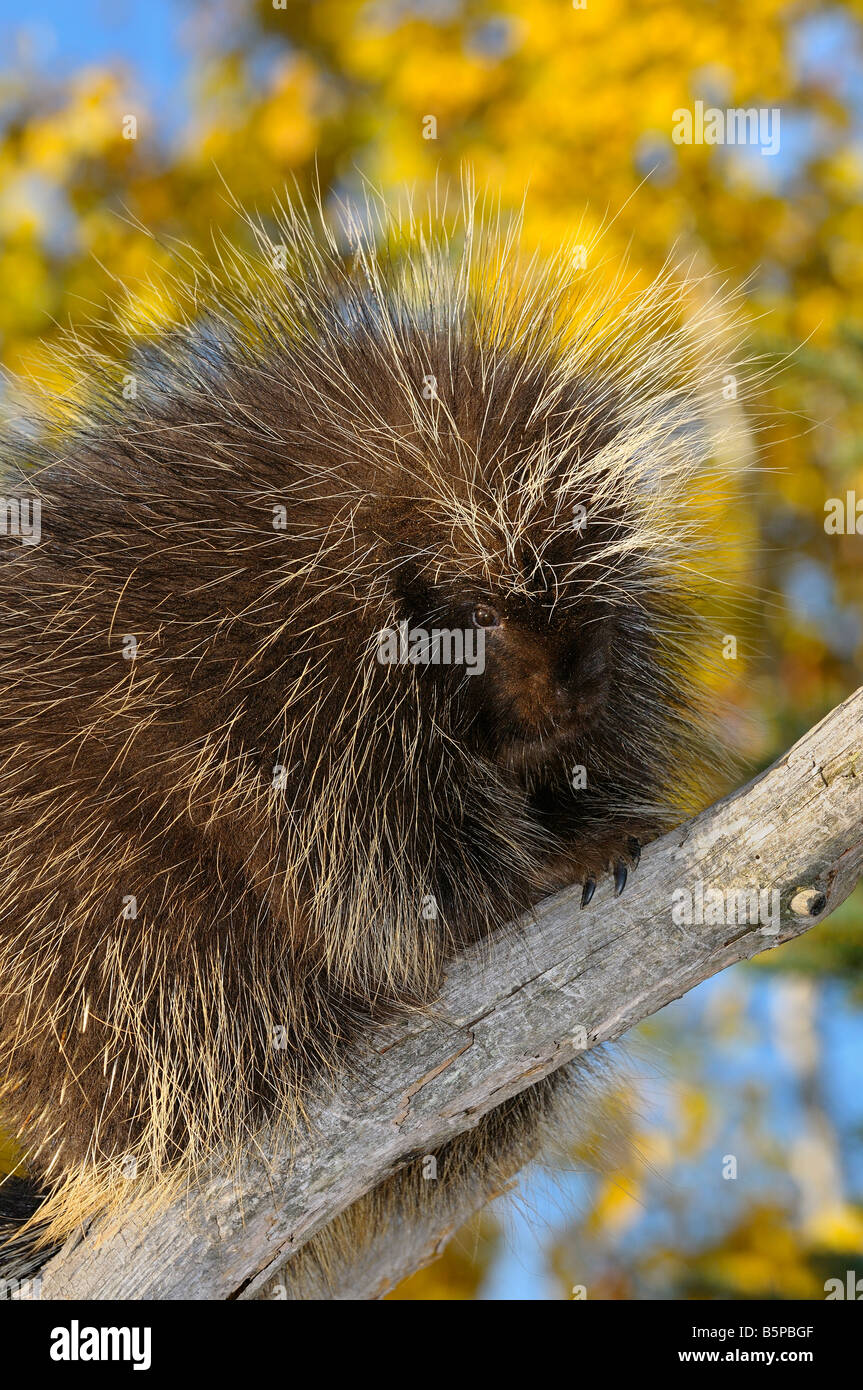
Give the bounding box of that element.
[38,687,863,1300]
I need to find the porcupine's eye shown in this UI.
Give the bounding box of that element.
[471,603,500,629]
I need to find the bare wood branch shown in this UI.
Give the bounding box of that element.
[38,687,863,1300]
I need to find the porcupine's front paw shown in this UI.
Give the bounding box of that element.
[579,835,642,908]
[533,832,643,903]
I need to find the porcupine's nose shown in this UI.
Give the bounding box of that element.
[553,642,610,727]
[558,639,607,693]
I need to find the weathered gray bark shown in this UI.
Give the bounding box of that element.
[38,687,863,1300]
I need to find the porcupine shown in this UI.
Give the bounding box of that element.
[0,185,748,1294]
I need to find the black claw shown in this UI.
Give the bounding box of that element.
[627,836,641,867]
[613,860,628,896]
[581,877,596,908]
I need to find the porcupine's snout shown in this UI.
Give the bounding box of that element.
[554,630,612,729]
[463,601,613,765]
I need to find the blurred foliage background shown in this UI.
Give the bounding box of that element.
[0,0,861,1299]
